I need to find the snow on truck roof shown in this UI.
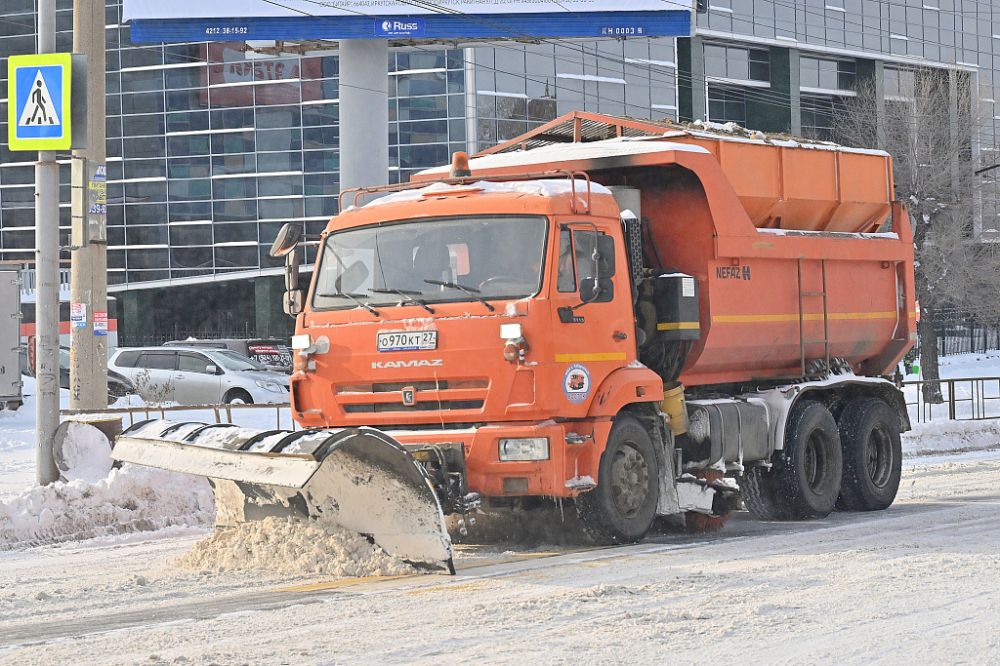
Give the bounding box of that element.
[365,177,615,208]
[418,137,710,177]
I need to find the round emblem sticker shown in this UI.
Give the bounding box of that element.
[563,364,591,403]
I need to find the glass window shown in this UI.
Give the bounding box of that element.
[178,353,216,374]
[136,352,175,370]
[556,228,576,292]
[312,215,547,310]
[171,247,213,270]
[707,85,746,125]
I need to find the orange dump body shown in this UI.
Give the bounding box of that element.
[476,111,895,234]
[416,112,916,386]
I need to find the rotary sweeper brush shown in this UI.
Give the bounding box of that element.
[113,420,455,573]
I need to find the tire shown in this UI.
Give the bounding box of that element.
[576,415,659,544]
[836,398,902,512]
[223,389,253,405]
[741,465,790,521]
[774,400,843,520]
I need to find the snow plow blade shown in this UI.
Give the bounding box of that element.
[113,420,454,573]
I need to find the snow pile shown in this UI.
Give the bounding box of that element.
[57,422,113,483]
[903,420,1000,457]
[176,516,415,578]
[0,464,214,549]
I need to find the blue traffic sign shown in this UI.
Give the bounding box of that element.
[7,53,73,151]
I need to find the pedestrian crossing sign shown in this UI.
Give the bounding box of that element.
[8,53,73,151]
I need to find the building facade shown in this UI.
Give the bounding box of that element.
[0,1,996,342]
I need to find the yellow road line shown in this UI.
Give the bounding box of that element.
[555,352,627,363]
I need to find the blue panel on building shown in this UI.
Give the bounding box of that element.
[129,11,691,43]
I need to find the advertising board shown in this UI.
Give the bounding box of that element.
[123,0,692,42]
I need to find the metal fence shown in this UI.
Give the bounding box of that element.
[934,313,1000,357]
[903,377,1000,423]
[60,401,293,430]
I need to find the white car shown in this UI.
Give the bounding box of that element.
[108,346,290,405]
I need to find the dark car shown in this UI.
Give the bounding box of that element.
[163,338,293,373]
[19,345,137,405]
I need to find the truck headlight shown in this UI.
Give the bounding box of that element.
[498,437,549,461]
[255,379,285,393]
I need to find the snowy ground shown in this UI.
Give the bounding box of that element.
[0,450,997,665]
[0,354,998,663]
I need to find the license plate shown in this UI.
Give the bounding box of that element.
[377,330,437,352]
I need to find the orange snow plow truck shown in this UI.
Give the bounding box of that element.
[114,113,915,574]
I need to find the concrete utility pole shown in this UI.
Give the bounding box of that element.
[69,0,108,410]
[35,0,61,485]
[338,39,389,194]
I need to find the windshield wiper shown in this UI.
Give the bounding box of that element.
[318,290,380,316]
[424,279,495,312]
[370,288,436,314]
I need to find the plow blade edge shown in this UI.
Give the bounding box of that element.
[113,420,454,573]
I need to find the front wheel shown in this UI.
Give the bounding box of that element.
[576,415,659,544]
[223,389,253,405]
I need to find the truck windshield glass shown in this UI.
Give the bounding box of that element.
[312,215,547,310]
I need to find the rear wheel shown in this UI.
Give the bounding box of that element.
[744,400,842,521]
[576,415,659,544]
[223,389,253,405]
[837,398,902,511]
[777,400,842,519]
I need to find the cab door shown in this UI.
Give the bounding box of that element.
[548,223,635,414]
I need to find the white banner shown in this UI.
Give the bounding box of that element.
[123,1,691,20]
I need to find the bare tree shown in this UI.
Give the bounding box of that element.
[835,68,990,402]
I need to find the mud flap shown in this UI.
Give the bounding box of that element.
[656,428,681,516]
[113,421,454,574]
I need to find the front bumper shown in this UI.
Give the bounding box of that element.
[387,419,611,502]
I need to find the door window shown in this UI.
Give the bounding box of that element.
[557,226,615,302]
[136,352,176,370]
[178,353,215,374]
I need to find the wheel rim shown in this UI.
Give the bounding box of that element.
[610,443,650,518]
[866,425,894,488]
[803,431,829,494]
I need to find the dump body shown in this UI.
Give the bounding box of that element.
[417,130,915,387]
[474,111,895,234]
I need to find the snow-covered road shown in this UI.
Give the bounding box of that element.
[1,450,998,665]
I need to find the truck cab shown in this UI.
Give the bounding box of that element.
[288,174,663,525]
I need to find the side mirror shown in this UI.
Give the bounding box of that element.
[284,289,304,316]
[580,276,614,303]
[284,247,301,292]
[269,223,302,258]
[205,364,218,375]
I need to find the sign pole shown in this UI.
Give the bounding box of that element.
[69,0,108,412]
[34,0,61,485]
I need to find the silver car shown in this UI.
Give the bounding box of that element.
[108,346,290,405]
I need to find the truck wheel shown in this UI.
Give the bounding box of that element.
[741,465,790,521]
[775,400,843,519]
[576,415,659,544]
[837,398,902,511]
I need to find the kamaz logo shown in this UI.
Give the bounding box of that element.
[372,359,443,369]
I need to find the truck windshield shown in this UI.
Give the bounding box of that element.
[312,215,547,311]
